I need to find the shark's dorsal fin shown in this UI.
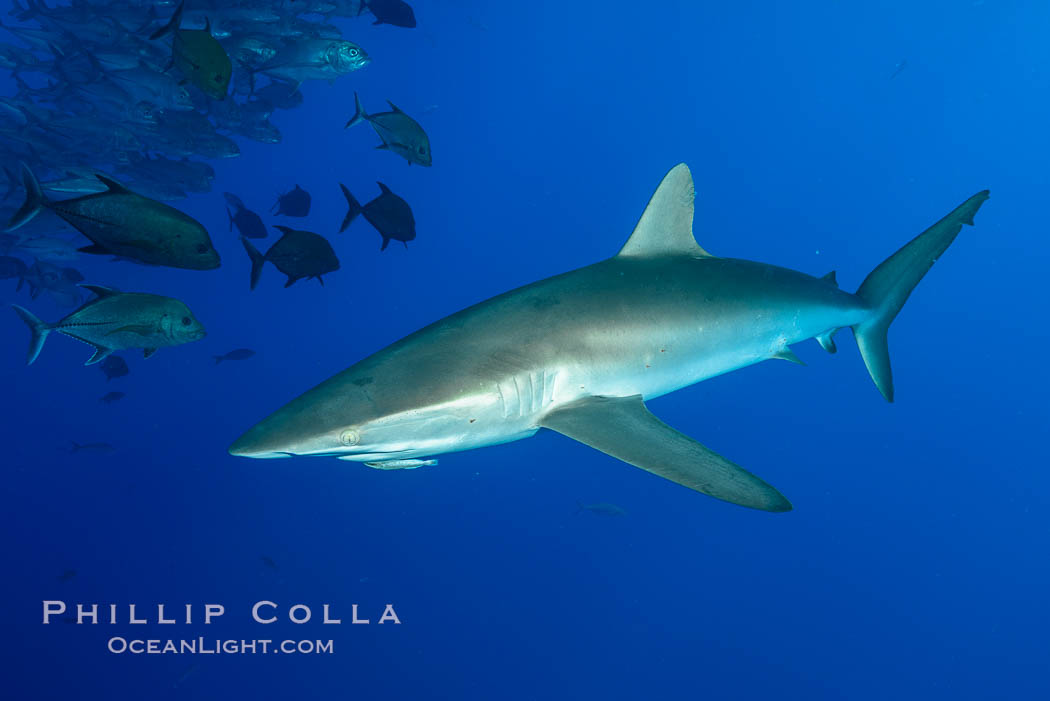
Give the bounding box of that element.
[617,163,711,259]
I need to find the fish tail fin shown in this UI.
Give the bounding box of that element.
[226,206,234,232]
[339,183,362,232]
[852,190,990,402]
[2,165,17,201]
[69,440,81,452]
[344,92,368,128]
[11,303,51,365]
[241,236,265,291]
[149,0,183,39]
[7,162,46,231]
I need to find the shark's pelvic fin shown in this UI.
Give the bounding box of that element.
[539,395,792,512]
[816,329,838,354]
[853,189,990,402]
[616,163,712,259]
[772,347,805,365]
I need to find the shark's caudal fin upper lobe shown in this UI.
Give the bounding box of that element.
[853,190,990,402]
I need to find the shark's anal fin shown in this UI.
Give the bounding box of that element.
[539,395,792,512]
[616,164,712,259]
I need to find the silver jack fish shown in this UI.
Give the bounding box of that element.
[230,165,989,512]
[12,284,206,365]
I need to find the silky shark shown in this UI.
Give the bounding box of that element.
[230,165,989,512]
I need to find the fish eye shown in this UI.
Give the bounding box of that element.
[196,244,209,254]
[181,317,191,326]
[340,429,360,446]
[348,48,359,57]
[418,146,426,154]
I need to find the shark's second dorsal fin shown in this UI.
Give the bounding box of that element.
[617,163,711,259]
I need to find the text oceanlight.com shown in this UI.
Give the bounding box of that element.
[108,638,335,655]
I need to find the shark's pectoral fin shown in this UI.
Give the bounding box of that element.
[539,395,792,512]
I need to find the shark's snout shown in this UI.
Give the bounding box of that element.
[228,421,295,459]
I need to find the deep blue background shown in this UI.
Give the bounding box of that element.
[3,1,1049,698]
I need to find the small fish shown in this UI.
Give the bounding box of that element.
[100,391,125,404]
[340,182,416,251]
[271,185,311,217]
[576,502,627,517]
[19,260,83,308]
[0,255,27,288]
[241,228,339,290]
[99,355,129,381]
[361,0,417,28]
[345,93,431,166]
[363,458,437,469]
[11,284,206,366]
[69,441,115,454]
[261,555,278,570]
[58,569,77,582]
[214,348,256,364]
[151,1,233,101]
[223,192,267,239]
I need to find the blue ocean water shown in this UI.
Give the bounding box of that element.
[2,1,1049,699]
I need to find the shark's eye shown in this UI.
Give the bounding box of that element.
[181,317,191,326]
[340,429,360,446]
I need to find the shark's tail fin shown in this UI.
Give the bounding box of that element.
[241,236,265,291]
[852,190,990,402]
[11,303,51,365]
[339,183,362,232]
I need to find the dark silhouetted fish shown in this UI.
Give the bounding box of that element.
[340,182,416,251]
[261,555,278,570]
[7,165,221,271]
[100,391,125,404]
[241,227,339,290]
[362,0,417,28]
[345,93,431,166]
[11,284,207,365]
[214,348,256,364]
[151,1,232,101]
[576,502,627,517]
[20,260,83,307]
[99,355,129,381]
[223,192,267,239]
[69,441,114,454]
[271,185,311,216]
[253,81,303,110]
[0,255,27,289]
